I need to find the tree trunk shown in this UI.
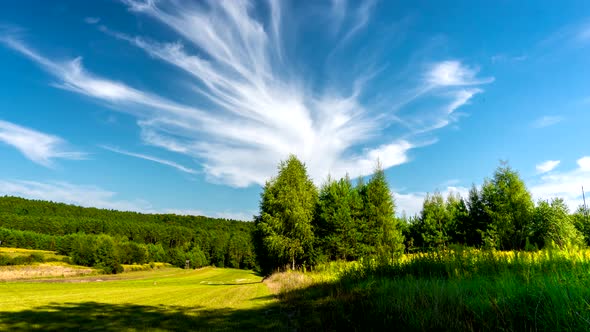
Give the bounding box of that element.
[292,255,295,270]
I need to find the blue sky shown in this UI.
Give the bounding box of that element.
[0,0,589,219]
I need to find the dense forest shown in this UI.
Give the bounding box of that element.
[0,197,256,272]
[1,157,589,274]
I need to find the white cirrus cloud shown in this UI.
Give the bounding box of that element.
[100,145,198,174]
[2,1,492,187]
[0,119,85,167]
[530,156,590,211]
[84,17,101,24]
[341,0,377,42]
[426,61,493,87]
[536,160,560,174]
[491,54,528,64]
[532,115,563,128]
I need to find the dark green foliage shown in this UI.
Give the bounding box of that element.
[361,164,404,259]
[413,192,469,250]
[186,246,208,268]
[70,234,98,267]
[402,162,586,252]
[94,235,123,274]
[0,196,257,271]
[445,193,469,244]
[419,192,452,249]
[67,233,123,273]
[119,241,148,265]
[315,176,363,261]
[1,157,585,275]
[461,185,489,246]
[257,155,318,271]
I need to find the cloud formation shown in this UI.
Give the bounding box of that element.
[536,160,560,174]
[84,17,101,24]
[530,156,590,211]
[100,145,198,174]
[532,115,563,128]
[1,1,492,187]
[426,61,493,87]
[395,186,470,217]
[0,119,85,167]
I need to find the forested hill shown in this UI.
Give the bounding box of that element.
[0,196,248,226]
[0,196,257,272]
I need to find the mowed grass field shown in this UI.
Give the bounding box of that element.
[0,267,285,331]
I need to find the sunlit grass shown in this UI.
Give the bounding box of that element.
[3,249,590,330]
[0,267,282,331]
[269,248,590,331]
[0,247,66,260]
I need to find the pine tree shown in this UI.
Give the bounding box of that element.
[446,192,469,244]
[316,175,362,261]
[419,192,451,249]
[256,155,318,270]
[480,163,534,250]
[464,184,488,246]
[361,163,404,259]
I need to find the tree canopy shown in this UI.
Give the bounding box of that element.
[256,155,318,271]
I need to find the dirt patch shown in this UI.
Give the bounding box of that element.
[0,264,94,281]
[29,277,122,283]
[264,271,313,295]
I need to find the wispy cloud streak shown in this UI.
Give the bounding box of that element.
[0,119,85,166]
[101,145,198,174]
[532,115,563,128]
[1,1,493,187]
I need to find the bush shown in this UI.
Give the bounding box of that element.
[147,243,167,263]
[0,252,45,266]
[186,246,208,269]
[94,235,123,274]
[70,234,97,266]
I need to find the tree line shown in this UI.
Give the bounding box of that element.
[0,197,256,272]
[255,156,590,273]
[403,163,589,252]
[254,155,404,273]
[1,157,588,274]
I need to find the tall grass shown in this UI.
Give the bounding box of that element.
[269,248,590,331]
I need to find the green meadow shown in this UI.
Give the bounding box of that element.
[0,267,283,331]
[3,248,590,331]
